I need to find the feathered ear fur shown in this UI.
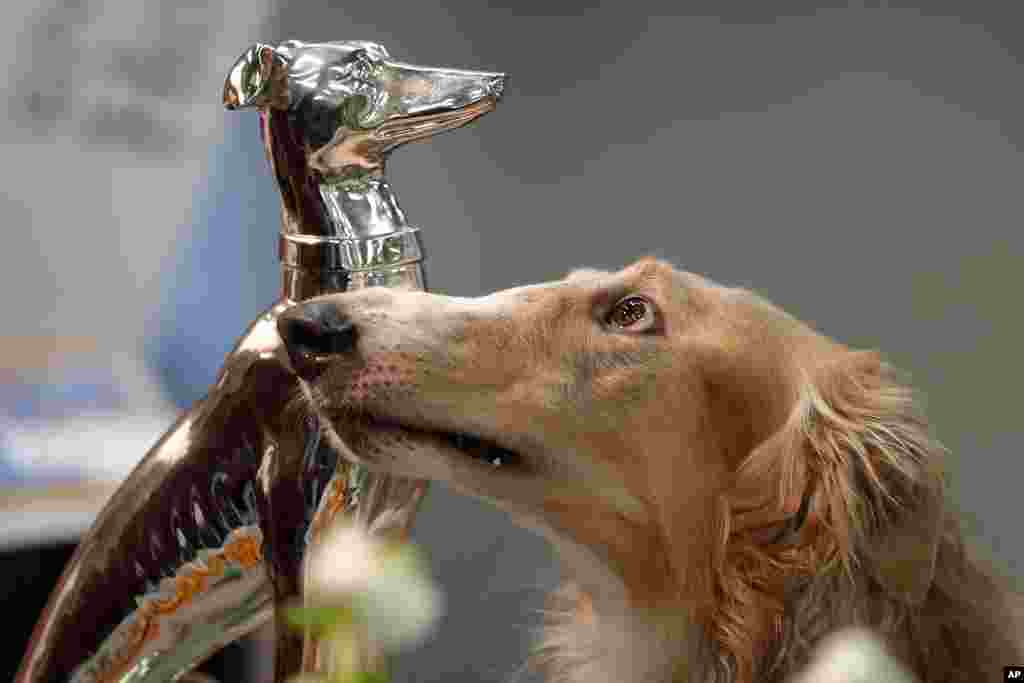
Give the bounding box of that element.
[719,350,947,679]
[735,349,945,599]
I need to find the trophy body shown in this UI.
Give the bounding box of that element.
[16,40,504,683]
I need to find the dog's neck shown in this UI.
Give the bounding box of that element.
[535,581,713,683]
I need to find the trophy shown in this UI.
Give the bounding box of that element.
[16,40,505,683]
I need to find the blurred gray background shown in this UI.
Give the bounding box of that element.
[3,1,1022,682]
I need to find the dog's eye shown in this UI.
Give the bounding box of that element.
[605,296,657,332]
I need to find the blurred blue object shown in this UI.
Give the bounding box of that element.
[0,367,138,485]
[145,115,279,409]
[0,437,17,483]
[0,374,124,422]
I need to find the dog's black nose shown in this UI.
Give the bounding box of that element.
[277,300,357,381]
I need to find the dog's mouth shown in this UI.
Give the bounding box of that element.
[362,414,526,471]
[440,428,523,469]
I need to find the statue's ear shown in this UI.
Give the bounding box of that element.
[223,43,289,110]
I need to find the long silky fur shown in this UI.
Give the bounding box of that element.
[531,350,1023,683]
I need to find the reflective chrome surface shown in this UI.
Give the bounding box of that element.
[17,39,504,683]
[225,39,504,282]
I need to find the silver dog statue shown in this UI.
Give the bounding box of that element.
[17,40,504,683]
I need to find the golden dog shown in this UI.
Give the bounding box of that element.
[278,257,1022,683]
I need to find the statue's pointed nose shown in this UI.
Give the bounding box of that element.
[277,300,357,380]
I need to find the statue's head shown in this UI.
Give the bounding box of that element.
[224,40,505,180]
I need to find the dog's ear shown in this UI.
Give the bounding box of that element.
[223,43,289,110]
[732,350,946,605]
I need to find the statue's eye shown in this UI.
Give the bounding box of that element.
[329,50,376,83]
[605,296,658,333]
[351,49,375,73]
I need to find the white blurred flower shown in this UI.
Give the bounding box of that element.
[304,521,445,651]
[791,628,918,683]
[306,523,381,602]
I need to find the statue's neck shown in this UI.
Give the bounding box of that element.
[264,109,426,299]
[317,175,409,238]
[277,175,426,300]
[264,108,411,239]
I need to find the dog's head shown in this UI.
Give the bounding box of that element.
[278,258,949,679]
[224,40,504,179]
